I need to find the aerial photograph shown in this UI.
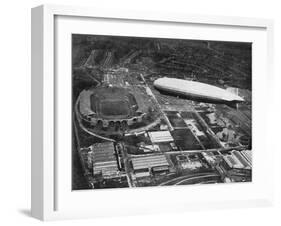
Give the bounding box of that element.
[72,34,252,190]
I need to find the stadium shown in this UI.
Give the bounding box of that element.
[78,86,147,129]
[154,77,244,103]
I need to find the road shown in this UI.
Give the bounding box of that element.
[158,172,220,186]
[140,74,174,131]
[174,174,221,185]
[119,142,136,188]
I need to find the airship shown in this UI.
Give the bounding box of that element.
[153,77,244,104]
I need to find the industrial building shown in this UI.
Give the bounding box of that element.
[154,77,244,103]
[131,155,170,174]
[222,155,244,169]
[221,150,252,171]
[148,131,174,143]
[232,150,251,168]
[90,142,120,178]
[241,150,252,165]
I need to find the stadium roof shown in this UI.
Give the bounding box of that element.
[154,77,244,102]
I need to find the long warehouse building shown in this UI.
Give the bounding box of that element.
[131,155,170,172]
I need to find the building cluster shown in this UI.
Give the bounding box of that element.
[221,150,252,170]
[81,142,120,179]
[200,106,251,148]
[128,130,176,179]
[218,150,252,182]
[131,155,170,178]
[175,154,204,170]
[199,148,252,183]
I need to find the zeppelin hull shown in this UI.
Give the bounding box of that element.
[153,77,244,103]
[155,87,235,104]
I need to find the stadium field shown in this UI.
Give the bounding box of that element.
[100,100,130,117]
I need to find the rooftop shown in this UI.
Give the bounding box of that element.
[131,155,169,171]
[148,131,174,143]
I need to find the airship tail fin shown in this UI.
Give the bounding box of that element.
[227,101,239,109]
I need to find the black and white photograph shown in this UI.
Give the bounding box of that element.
[72,34,252,190]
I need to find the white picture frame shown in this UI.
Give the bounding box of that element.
[31,4,274,221]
